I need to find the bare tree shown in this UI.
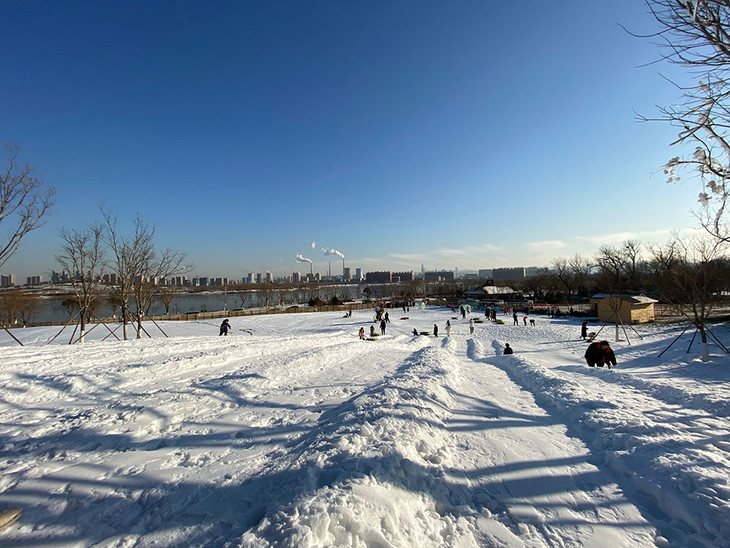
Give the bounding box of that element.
[552,257,577,296]
[639,1,730,243]
[56,224,106,341]
[16,290,40,326]
[259,284,273,309]
[102,208,138,340]
[103,210,190,340]
[128,219,189,339]
[594,240,646,293]
[157,286,177,315]
[649,233,730,361]
[0,144,55,268]
[569,254,594,296]
[0,289,22,326]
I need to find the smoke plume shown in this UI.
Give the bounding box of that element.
[322,247,345,259]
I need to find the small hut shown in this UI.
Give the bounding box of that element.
[591,294,658,324]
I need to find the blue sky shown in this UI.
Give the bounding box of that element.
[1,1,700,280]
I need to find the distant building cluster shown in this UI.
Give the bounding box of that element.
[1,264,541,288]
[1,274,16,288]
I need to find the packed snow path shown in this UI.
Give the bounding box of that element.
[0,308,727,546]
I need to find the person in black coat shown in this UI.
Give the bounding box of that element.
[584,340,616,368]
[503,343,513,355]
[580,321,588,340]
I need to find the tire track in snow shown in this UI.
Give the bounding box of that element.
[437,335,657,547]
[469,332,730,547]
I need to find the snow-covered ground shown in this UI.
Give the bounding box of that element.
[0,307,728,547]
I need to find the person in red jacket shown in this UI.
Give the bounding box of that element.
[584,340,616,368]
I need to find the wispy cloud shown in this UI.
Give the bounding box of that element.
[575,227,698,246]
[389,253,423,261]
[526,240,566,250]
[438,248,466,257]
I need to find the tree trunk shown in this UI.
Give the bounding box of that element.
[122,306,129,340]
[80,308,86,343]
[699,325,710,362]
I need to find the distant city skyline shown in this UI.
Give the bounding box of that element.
[2,264,556,290]
[1,2,702,283]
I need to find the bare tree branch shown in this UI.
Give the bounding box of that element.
[0,144,55,268]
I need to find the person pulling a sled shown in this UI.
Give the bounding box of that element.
[584,340,616,368]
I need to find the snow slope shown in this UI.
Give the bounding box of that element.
[0,307,728,547]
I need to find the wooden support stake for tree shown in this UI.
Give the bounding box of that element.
[0,322,24,346]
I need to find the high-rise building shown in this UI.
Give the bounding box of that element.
[26,275,43,285]
[392,271,415,282]
[424,270,454,282]
[366,271,392,283]
[1,274,16,287]
[492,267,526,281]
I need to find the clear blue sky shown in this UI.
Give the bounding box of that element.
[1,1,700,280]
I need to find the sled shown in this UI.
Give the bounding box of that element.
[238,329,253,335]
[400,317,409,320]
[0,507,21,532]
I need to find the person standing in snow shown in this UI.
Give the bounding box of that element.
[385,311,390,323]
[219,319,231,336]
[446,320,451,337]
[433,324,438,337]
[370,325,375,337]
[358,327,365,340]
[584,340,616,368]
[513,311,518,325]
[469,318,474,334]
[581,321,588,340]
[380,319,387,335]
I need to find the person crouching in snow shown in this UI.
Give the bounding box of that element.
[219,319,231,336]
[584,340,616,368]
[503,343,513,355]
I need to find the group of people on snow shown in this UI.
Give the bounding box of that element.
[221,306,617,370]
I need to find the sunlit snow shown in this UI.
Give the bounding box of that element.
[0,307,728,547]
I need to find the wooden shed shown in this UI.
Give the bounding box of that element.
[591,294,657,324]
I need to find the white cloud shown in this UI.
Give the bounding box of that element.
[388,253,423,261]
[575,227,700,246]
[438,248,466,257]
[526,240,566,250]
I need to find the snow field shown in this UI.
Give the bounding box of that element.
[0,308,727,546]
